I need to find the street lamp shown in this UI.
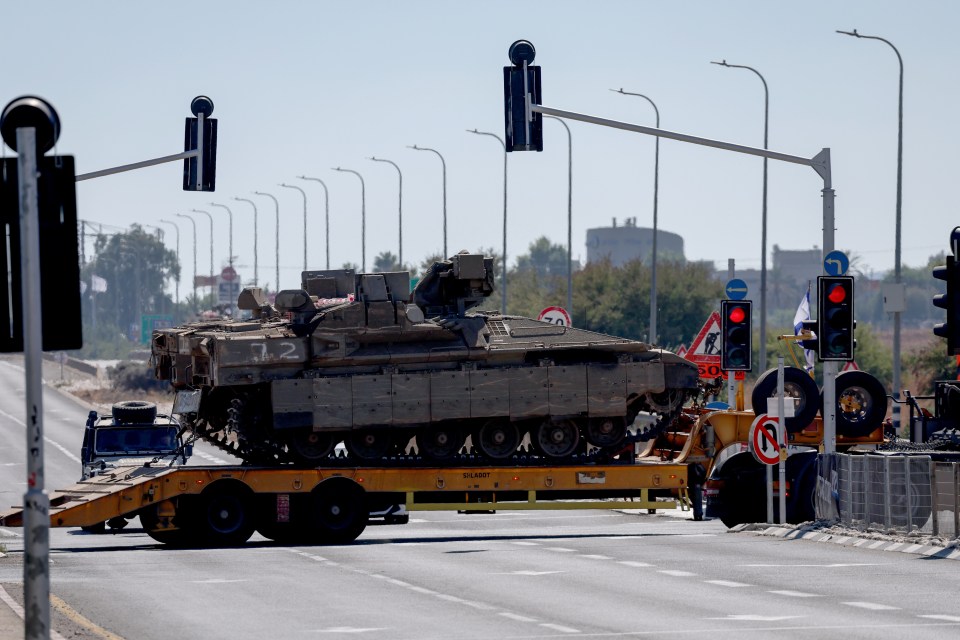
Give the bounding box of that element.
[408,144,448,257]
[253,191,281,293]
[543,116,574,316]
[233,197,259,286]
[297,176,330,269]
[175,212,198,311]
[710,60,770,370]
[467,129,508,314]
[332,167,367,272]
[190,208,215,280]
[369,156,404,268]
[279,183,308,271]
[208,202,234,269]
[158,219,180,308]
[837,27,905,431]
[610,88,660,344]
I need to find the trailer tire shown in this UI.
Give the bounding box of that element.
[309,478,368,544]
[112,400,157,424]
[751,367,819,432]
[821,371,887,438]
[196,482,257,547]
[139,501,193,546]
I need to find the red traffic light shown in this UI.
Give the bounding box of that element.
[728,306,746,323]
[827,283,848,304]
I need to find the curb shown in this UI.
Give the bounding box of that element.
[733,522,960,560]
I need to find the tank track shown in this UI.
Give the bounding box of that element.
[184,389,695,468]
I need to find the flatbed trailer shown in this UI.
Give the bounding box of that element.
[0,459,699,547]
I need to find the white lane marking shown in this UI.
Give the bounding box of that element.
[546,547,576,553]
[705,580,752,588]
[309,627,386,634]
[0,462,23,466]
[743,563,886,568]
[0,407,81,464]
[581,554,612,560]
[499,612,538,622]
[618,561,653,568]
[769,590,820,598]
[499,570,564,576]
[658,569,696,577]
[0,584,68,640]
[190,579,248,584]
[511,541,540,546]
[0,527,23,538]
[539,622,581,633]
[708,614,803,622]
[919,615,960,622]
[191,449,229,465]
[407,586,437,595]
[843,601,899,611]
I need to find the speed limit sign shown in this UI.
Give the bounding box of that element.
[538,306,572,327]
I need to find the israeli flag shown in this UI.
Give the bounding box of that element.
[793,286,816,372]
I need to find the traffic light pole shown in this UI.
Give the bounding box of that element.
[527,102,839,452]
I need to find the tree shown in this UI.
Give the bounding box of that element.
[79,225,179,357]
[373,251,403,273]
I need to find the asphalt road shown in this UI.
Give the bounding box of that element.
[1,357,959,639]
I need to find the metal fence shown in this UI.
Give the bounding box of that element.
[833,453,960,539]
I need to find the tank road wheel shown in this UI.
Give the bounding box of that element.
[474,420,521,459]
[287,429,335,466]
[418,425,463,461]
[644,390,684,414]
[345,429,395,461]
[822,371,888,438]
[309,479,368,544]
[752,367,820,432]
[196,482,257,547]
[585,416,627,448]
[535,419,581,459]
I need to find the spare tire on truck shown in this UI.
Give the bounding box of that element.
[750,367,819,432]
[821,370,887,438]
[112,400,157,424]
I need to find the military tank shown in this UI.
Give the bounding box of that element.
[152,252,699,467]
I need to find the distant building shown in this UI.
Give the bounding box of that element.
[586,217,685,267]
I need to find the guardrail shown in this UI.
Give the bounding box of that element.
[835,453,959,539]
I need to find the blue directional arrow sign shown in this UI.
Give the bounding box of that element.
[823,250,849,276]
[725,278,748,300]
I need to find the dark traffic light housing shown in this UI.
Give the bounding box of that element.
[817,276,855,361]
[932,227,960,356]
[503,40,543,152]
[721,300,752,371]
[183,96,217,191]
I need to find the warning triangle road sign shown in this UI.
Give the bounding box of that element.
[675,344,688,358]
[687,311,722,364]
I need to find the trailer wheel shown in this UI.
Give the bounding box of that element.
[309,478,368,544]
[196,482,256,546]
[821,371,887,438]
[112,400,157,424]
[139,501,193,546]
[751,367,819,432]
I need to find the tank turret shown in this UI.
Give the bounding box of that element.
[152,253,699,467]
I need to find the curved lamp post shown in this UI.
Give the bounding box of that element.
[369,156,403,268]
[175,212,198,311]
[279,183,308,271]
[837,27,905,431]
[332,167,367,272]
[253,191,280,293]
[297,176,330,269]
[710,60,770,370]
[408,144,448,257]
[190,208,215,280]
[158,219,180,307]
[611,88,660,344]
[543,116,574,316]
[467,129,508,313]
[233,197,259,286]
[208,202,234,269]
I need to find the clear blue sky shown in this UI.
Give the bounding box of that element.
[5,1,958,293]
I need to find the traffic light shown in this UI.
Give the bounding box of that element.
[503,40,543,152]
[721,300,752,371]
[817,276,855,361]
[933,256,960,356]
[183,96,217,191]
